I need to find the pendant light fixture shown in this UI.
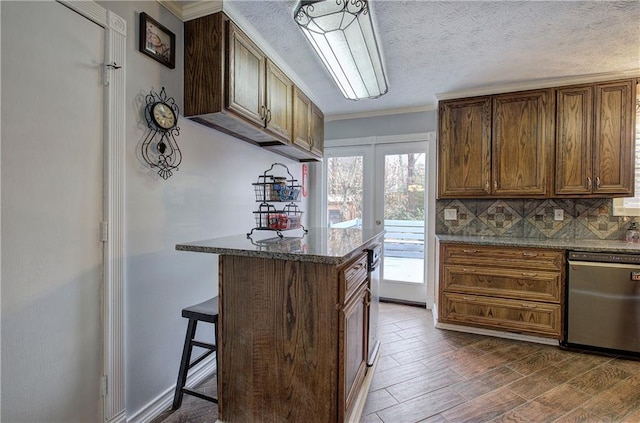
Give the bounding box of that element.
[294,0,388,100]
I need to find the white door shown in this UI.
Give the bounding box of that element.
[324,141,428,304]
[375,143,428,303]
[2,2,105,422]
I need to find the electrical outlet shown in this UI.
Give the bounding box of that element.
[444,208,457,221]
[554,209,564,221]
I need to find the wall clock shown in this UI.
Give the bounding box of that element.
[142,87,182,180]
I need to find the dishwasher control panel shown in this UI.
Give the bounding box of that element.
[569,251,640,264]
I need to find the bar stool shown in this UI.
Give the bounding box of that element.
[172,296,219,410]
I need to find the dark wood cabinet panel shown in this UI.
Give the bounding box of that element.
[492,89,554,196]
[440,292,562,338]
[555,85,593,194]
[438,96,492,197]
[264,60,292,141]
[437,77,635,199]
[339,283,369,421]
[292,87,324,158]
[555,79,635,196]
[227,21,265,128]
[184,12,323,161]
[439,243,565,339]
[217,238,381,422]
[292,86,311,150]
[593,79,636,195]
[310,103,324,157]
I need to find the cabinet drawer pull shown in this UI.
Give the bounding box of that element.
[462,249,477,254]
[521,303,537,309]
[587,177,592,190]
[462,268,476,273]
[595,176,601,188]
[493,181,498,190]
[485,180,489,190]
[522,252,538,257]
[462,297,476,302]
[352,263,364,271]
[521,272,537,277]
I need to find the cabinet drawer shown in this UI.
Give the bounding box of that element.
[340,253,368,303]
[440,292,562,338]
[441,244,564,271]
[442,265,561,303]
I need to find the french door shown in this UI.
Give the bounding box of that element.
[324,141,428,304]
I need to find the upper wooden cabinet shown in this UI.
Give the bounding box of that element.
[438,96,492,197]
[438,89,553,198]
[292,87,324,158]
[492,89,554,197]
[438,77,637,199]
[265,60,293,141]
[184,12,322,161]
[556,79,636,196]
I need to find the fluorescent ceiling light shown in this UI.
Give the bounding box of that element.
[294,0,388,100]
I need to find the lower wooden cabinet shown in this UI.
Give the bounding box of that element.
[339,282,369,420]
[439,243,565,339]
[217,244,379,422]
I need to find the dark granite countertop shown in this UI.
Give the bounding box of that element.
[437,234,640,254]
[176,227,384,264]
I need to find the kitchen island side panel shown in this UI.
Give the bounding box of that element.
[219,255,340,422]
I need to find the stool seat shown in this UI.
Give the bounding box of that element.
[182,297,218,324]
[172,296,219,410]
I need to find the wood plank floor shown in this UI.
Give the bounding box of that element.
[152,302,640,423]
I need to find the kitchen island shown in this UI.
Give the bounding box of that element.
[176,228,383,423]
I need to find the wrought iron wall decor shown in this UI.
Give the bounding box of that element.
[142,87,182,180]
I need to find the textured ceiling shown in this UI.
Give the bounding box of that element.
[222,0,640,118]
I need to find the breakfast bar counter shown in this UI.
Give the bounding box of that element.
[176,228,384,423]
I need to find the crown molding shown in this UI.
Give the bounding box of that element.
[157,0,223,21]
[436,69,640,101]
[326,104,436,122]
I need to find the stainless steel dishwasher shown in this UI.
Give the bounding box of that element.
[565,251,640,355]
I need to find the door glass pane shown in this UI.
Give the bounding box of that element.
[327,156,363,228]
[383,153,425,283]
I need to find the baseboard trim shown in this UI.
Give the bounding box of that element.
[380,297,427,308]
[434,321,559,346]
[128,356,217,423]
[346,350,379,423]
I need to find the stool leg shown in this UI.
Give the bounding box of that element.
[172,318,198,410]
[214,319,219,401]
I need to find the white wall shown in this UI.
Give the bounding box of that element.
[325,110,437,141]
[100,1,308,416]
[2,0,308,420]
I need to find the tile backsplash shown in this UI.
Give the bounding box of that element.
[436,198,633,240]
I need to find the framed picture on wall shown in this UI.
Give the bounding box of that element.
[139,12,175,69]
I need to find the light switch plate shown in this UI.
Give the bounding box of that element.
[444,208,457,221]
[554,209,564,221]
